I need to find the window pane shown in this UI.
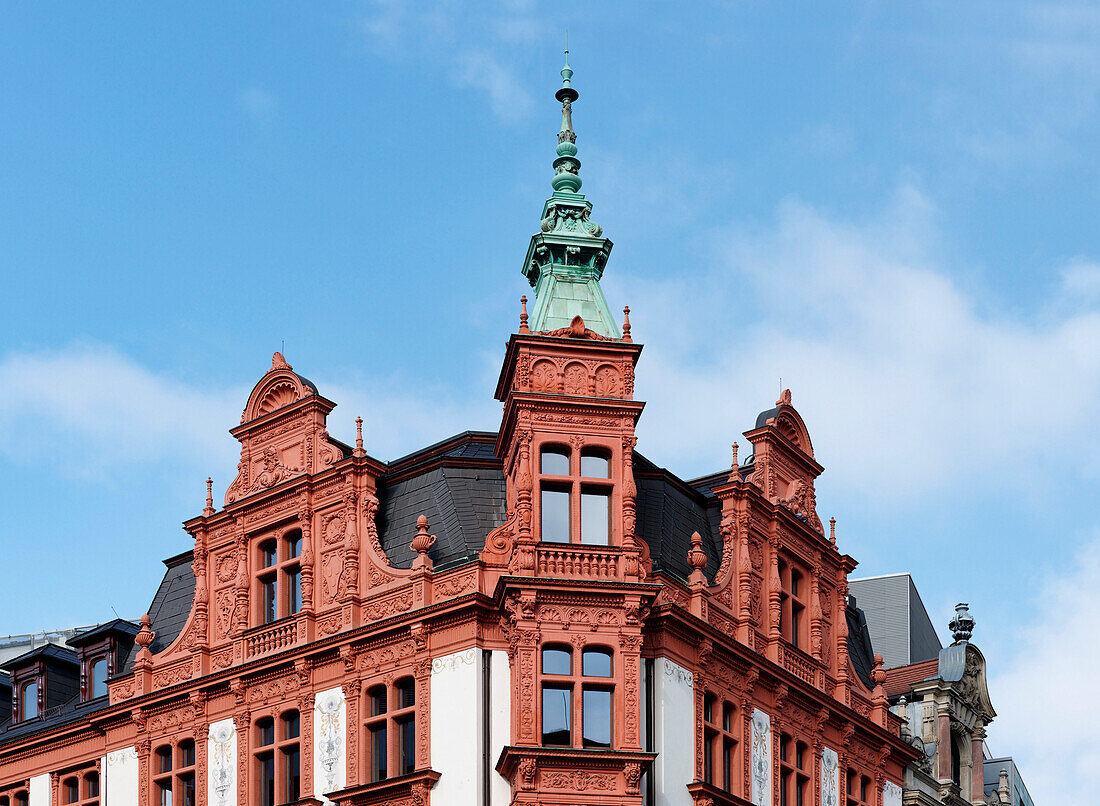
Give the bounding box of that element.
[179,774,194,806]
[157,783,172,806]
[157,746,173,773]
[261,542,277,568]
[580,452,610,478]
[262,578,277,624]
[370,725,388,782]
[180,740,196,768]
[542,647,572,676]
[287,533,302,559]
[704,733,714,783]
[260,753,275,806]
[287,567,301,615]
[399,718,415,775]
[282,711,300,740]
[64,779,78,804]
[580,490,609,545]
[582,648,612,677]
[723,740,733,791]
[396,677,415,709]
[540,488,570,543]
[541,685,571,746]
[282,747,300,803]
[257,718,275,747]
[582,688,611,749]
[86,775,100,799]
[91,660,108,698]
[540,447,570,476]
[369,686,387,716]
[22,682,38,719]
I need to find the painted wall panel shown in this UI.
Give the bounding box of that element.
[103,748,138,806]
[313,686,347,802]
[821,746,840,806]
[884,780,903,806]
[488,650,512,806]
[652,658,693,806]
[29,774,50,806]
[750,709,771,806]
[208,718,237,806]
[430,648,482,805]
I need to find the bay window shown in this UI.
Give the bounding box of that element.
[538,445,613,546]
[540,645,614,749]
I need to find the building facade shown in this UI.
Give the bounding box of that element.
[1,61,925,806]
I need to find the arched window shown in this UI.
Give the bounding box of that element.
[13,791,28,806]
[703,692,738,791]
[539,645,614,749]
[255,711,300,806]
[779,733,810,806]
[364,677,416,782]
[21,681,38,720]
[951,735,962,786]
[255,530,304,624]
[846,769,872,806]
[90,658,108,698]
[538,445,614,546]
[153,740,195,806]
[61,772,99,806]
[778,559,808,650]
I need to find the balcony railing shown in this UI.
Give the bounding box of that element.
[243,618,299,658]
[535,544,622,580]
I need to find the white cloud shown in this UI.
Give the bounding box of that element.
[1060,258,1100,302]
[0,345,243,481]
[455,50,533,122]
[619,185,1100,502]
[987,530,1100,802]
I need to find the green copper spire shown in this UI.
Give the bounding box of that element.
[521,44,620,338]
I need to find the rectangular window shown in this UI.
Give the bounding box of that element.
[703,732,715,784]
[179,775,194,806]
[259,754,275,806]
[282,747,300,803]
[541,685,572,745]
[287,567,302,615]
[262,577,277,624]
[398,717,415,775]
[157,783,172,806]
[370,725,388,782]
[580,489,609,545]
[540,488,570,543]
[581,687,612,748]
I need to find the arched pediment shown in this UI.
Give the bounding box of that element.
[240,352,319,424]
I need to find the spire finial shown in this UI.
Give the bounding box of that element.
[728,442,739,482]
[621,305,631,341]
[354,416,366,457]
[829,517,836,545]
[552,38,581,194]
[204,477,215,517]
[519,295,530,333]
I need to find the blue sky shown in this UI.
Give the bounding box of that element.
[2,2,1097,798]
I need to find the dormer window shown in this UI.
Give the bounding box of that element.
[68,619,139,702]
[538,445,613,546]
[90,658,108,698]
[20,680,38,720]
[256,530,303,624]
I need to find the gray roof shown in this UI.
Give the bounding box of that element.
[122,552,196,670]
[847,574,942,668]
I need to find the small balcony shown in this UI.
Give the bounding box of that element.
[535,543,623,580]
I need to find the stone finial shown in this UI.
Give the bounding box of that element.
[829,517,836,545]
[871,653,888,708]
[622,305,632,342]
[998,769,1010,804]
[135,614,156,658]
[410,515,437,571]
[687,531,708,589]
[354,416,366,457]
[519,295,530,333]
[203,477,215,517]
[271,351,292,371]
[949,602,975,643]
[897,696,911,739]
[777,388,792,407]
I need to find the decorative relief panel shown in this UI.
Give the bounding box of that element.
[313,686,346,801]
[750,709,771,806]
[207,719,236,806]
[821,746,840,806]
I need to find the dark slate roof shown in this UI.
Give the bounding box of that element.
[68,618,139,648]
[846,595,877,691]
[0,642,79,672]
[122,551,196,672]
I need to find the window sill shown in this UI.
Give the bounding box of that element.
[686,781,754,806]
[324,770,441,806]
[496,745,655,798]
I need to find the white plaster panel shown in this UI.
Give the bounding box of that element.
[29,774,50,806]
[653,658,694,806]
[488,650,512,806]
[103,748,138,806]
[821,746,840,806]
[431,648,482,805]
[750,708,771,806]
[208,718,237,806]
[313,686,347,802]
[884,780,903,806]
